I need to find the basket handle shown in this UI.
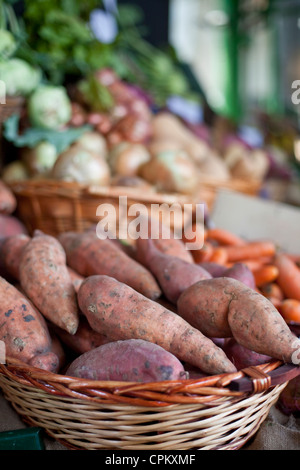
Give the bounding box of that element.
[226,363,300,393]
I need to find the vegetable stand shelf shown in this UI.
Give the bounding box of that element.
[0,357,298,450]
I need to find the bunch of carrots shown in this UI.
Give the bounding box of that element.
[183,224,300,326]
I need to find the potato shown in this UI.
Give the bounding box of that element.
[108,142,151,176]
[139,150,198,194]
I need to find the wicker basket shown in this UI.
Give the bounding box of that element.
[0,357,298,450]
[0,95,25,126]
[8,178,261,237]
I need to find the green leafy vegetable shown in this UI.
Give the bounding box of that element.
[3,114,92,153]
[78,74,114,112]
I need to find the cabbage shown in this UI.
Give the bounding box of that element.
[0,58,41,96]
[28,85,72,130]
[0,30,17,59]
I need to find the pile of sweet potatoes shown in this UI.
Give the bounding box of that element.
[0,217,300,381]
[0,180,28,240]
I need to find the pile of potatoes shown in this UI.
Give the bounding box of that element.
[1,110,270,199]
[0,193,300,384]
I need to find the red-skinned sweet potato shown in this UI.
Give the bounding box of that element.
[67,267,84,293]
[177,277,300,364]
[0,214,28,238]
[54,316,111,355]
[0,234,30,281]
[0,276,59,371]
[223,262,256,289]
[197,262,227,278]
[58,231,162,300]
[135,237,211,303]
[66,338,188,382]
[223,338,272,370]
[19,230,80,335]
[134,216,194,264]
[0,180,16,215]
[77,275,237,375]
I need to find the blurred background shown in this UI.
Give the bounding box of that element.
[1,0,300,208]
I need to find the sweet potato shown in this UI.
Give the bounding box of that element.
[0,214,28,238]
[49,329,66,371]
[197,262,227,278]
[66,338,188,382]
[58,231,161,300]
[19,230,80,335]
[135,217,194,264]
[223,338,272,370]
[152,237,194,263]
[78,275,237,375]
[53,316,111,355]
[67,267,84,293]
[135,237,211,303]
[223,262,256,289]
[0,180,17,215]
[0,276,59,371]
[177,277,300,364]
[0,234,30,281]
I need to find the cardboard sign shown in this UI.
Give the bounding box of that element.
[211,190,300,253]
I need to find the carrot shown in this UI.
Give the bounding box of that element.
[278,299,300,324]
[0,276,59,371]
[223,241,276,263]
[191,241,214,263]
[206,228,245,246]
[177,277,300,364]
[286,254,300,266]
[260,283,284,301]
[0,234,30,281]
[273,253,300,301]
[78,275,237,375]
[135,237,211,304]
[209,247,228,265]
[253,265,279,287]
[58,231,162,300]
[19,230,80,335]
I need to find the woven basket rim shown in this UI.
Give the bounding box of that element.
[8,176,262,192]
[1,356,299,408]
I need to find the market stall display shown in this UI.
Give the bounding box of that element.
[1,0,300,452]
[0,191,299,449]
